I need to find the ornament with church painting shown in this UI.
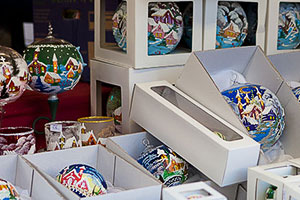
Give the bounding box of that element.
[216,2,248,49]
[56,164,107,197]
[221,84,285,152]
[278,3,300,50]
[78,116,115,146]
[44,121,81,151]
[0,46,28,107]
[0,178,20,200]
[112,1,183,55]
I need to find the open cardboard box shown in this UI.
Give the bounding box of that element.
[23,145,162,200]
[247,160,300,200]
[284,180,300,199]
[129,46,300,187]
[0,154,65,200]
[163,182,227,200]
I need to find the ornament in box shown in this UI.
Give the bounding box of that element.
[0,178,20,200]
[137,140,188,187]
[106,87,122,133]
[222,84,285,152]
[56,164,107,197]
[278,3,300,50]
[0,46,28,106]
[112,1,184,55]
[216,2,248,49]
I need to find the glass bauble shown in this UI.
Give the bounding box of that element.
[216,2,248,49]
[222,84,285,151]
[112,1,183,55]
[0,178,20,200]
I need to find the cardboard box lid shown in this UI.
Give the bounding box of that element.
[130,80,260,186]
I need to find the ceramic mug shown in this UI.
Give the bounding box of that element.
[45,121,82,151]
[0,127,36,155]
[77,116,115,146]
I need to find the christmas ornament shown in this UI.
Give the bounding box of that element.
[292,86,300,101]
[106,87,122,133]
[183,3,193,49]
[23,23,86,133]
[216,2,248,49]
[0,178,20,200]
[137,140,188,187]
[112,107,122,133]
[0,127,35,155]
[56,164,107,197]
[278,3,300,50]
[222,84,285,151]
[112,1,183,55]
[265,185,277,200]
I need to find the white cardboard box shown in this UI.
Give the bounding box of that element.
[94,0,203,69]
[176,46,300,157]
[163,182,227,200]
[0,154,65,200]
[203,0,267,50]
[247,160,300,200]
[90,59,183,133]
[23,145,162,200]
[129,79,259,187]
[266,0,300,55]
[284,181,300,200]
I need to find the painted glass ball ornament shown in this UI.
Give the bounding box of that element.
[216,2,248,49]
[0,46,28,106]
[112,1,183,55]
[56,164,107,197]
[265,185,277,200]
[222,84,285,151]
[137,144,188,187]
[0,178,20,200]
[278,3,300,50]
[23,26,85,95]
[106,87,121,117]
[292,86,300,102]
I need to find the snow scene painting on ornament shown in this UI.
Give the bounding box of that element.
[278,2,300,50]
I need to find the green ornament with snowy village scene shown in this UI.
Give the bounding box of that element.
[23,33,85,95]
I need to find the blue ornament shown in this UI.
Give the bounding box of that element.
[216,2,248,49]
[278,3,300,50]
[222,84,285,151]
[112,1,184,55]
[56,164,107,197]
[292,86,300,101]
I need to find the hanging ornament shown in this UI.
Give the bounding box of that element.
[278,3,300,50]
[112,1,183,55]
[106,87,121,117]
[216,2,248,49]
[137,139,188,187]
[0,178,20,200]
[0,46,28,106]
[222,84,285,151]
[56,164,107,197]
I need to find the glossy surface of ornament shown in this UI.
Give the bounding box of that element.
[278,3,300,50]
[23,26,85,95]
[222,84,285,151]
[56,164,107,197]
[112,1,183,55]
[265,185,277,200]
[216,2,248,49]
[0,178,20,200]
[0,127,35,155]
[0,46,28,106]
[137,144,188,187]
[292,86,300,101]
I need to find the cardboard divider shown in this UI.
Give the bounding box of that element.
[23,145,162,200]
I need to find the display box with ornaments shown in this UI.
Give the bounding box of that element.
[90,59,183,133]
[266,0,300,55]
[163,182,227,200]
[23,144,162,200]
[0,154,65,200]
[203,0,267,50]
[247,159,300,200]
[94,0,203,69]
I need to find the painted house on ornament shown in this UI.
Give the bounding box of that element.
[223,22,240,38]
[65,57,79,71]
[152,9,175,24]
[152,22,170,39]
[66,69,75,78]
[44,72,61,84]
[112,13,119,28]
[2,65,11,80]
[0,74,5,86]
[28,47,47,76]
[148,18,158,32]
[59,166,85,185]
[165,30,178,45]
[241,104,262,120]
[19,69,28,82]
[77,63,82,74]
[8,78,21,93]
